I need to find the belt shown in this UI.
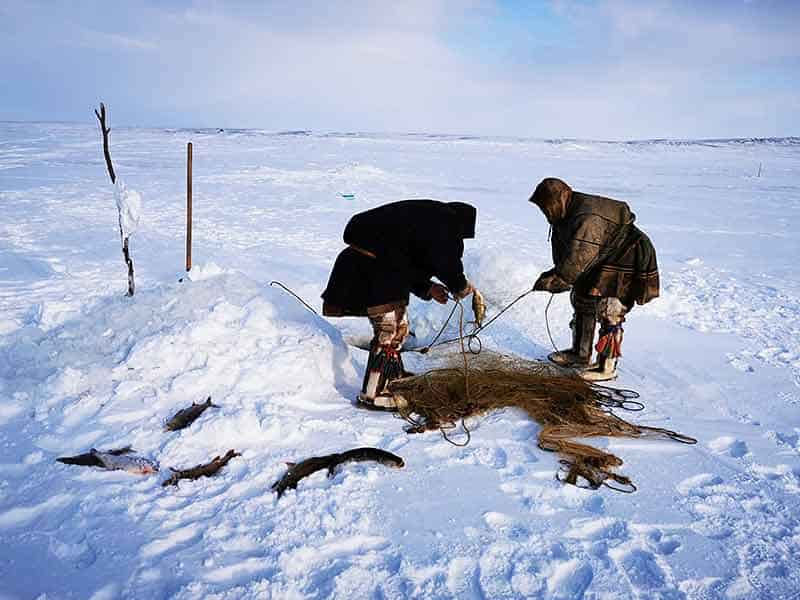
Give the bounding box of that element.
[349,244,377,259]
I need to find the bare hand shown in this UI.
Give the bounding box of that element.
[429,283,449,304]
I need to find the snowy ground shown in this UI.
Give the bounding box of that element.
[1,123,799,599]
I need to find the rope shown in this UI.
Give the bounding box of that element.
[544,293,558,354]
[416,287,537,355]
[417,300,460,354]
[438,299,472,447]
[269,281,319,315]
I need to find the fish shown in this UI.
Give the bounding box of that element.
[56,446,159,475]
[471,288,487,328]
[164,396,218,431]
[162,449,240,487]
[271,447,404,498]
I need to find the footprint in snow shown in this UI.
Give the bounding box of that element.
[768,428,800,451]
[726,353,754,373]
[676,473,723,497]
[139,525,200,559]
[610,548,669,593]
[446,556,483,600]
[581,494,605,514]
[645,529,682,556]
[708,436,749,458]
[564,517,629,542]
[48,534,97,568]
[546,559,594,600]
[0,493,73,531]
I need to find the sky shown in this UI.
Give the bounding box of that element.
[1,0,798,139]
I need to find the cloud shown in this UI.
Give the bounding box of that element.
[0,0,797,138]
[75,28,157,52]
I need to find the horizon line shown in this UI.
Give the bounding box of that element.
[1,119,798,145]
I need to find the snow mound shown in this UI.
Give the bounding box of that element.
[0,268,370,596]
[0,267,357,457]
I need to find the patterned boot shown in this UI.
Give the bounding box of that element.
[581,299,626,382]
[358,343,409,411]
[581,354,618,381]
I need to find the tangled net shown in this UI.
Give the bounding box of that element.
[389,353,696,492]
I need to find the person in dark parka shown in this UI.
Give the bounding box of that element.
[530,178,659,381]
[322,199,480,409]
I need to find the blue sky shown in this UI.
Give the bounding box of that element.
[1,0,798,139]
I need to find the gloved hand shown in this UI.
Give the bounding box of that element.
[428,283,449,304]
[533,269,571,293]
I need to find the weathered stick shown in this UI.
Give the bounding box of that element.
[162,449,240,487]
[94,102,135,296]
[94,103,116,184]
[122,237,134,296]
[186,142,193,272]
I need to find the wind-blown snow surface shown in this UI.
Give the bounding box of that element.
[1,123,800,599]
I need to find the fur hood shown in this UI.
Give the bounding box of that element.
[446,201,477,239]
[529,177,572,223]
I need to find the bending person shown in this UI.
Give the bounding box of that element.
[530,178,659,381]
[323,200,479,410]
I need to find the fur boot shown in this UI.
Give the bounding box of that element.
[549,311,596,367]
[581,298,626,382]
[581,355,618,381]
[358,343,409,410]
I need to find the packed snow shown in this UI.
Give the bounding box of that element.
[1,123,799,599]
[113,179,142,240]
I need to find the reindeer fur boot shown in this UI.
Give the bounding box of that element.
[581,298,626,382]
[358,343,409,411]
[581,355,618,381]
[549,311,596,368]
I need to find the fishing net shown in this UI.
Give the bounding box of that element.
[389,352,696,492]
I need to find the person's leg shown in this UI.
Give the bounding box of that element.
[359,305,410,409]
[582,297,627,381]
[548,291,598,367]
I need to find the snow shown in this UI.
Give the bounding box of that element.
[1,122,800,598]
[113,179,142,240]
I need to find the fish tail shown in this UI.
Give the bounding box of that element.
[57,455,104,467]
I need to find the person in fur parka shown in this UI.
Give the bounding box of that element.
[322,199,480,409]
[530,178,659,381]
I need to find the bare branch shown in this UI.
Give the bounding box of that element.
[95,101,135,296]
[122,236,135,297]
[94,102,116,184]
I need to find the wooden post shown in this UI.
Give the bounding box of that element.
[186,142,193,272]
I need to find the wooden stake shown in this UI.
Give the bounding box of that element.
[186,142,193,272]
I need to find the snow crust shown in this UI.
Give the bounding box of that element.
[113,179,141,239]
[1,123,799,598]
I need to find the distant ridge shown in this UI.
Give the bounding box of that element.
[0,121,797,146]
